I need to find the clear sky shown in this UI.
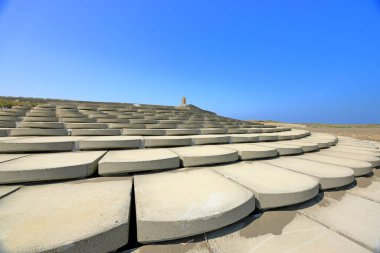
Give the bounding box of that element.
[0,0,379,123]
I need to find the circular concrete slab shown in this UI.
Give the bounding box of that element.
[319,150,380,167]
[170,146,238,167]
[98,148,180,175]
[0,177,132,253]
[134,169,255,243]
[0,151,106,183]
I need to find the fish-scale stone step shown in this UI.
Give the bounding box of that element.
[253,142,304,155]
[0,177,132,253]
[191,134,230,145]
[64,123,108,129]
[0,136,77,153]
[70,129,121,136]
[10,128,68,136]
[220,143,278,160]
[318,149,380,167]
[299,153,373,176]
[144,136,192,147]
[199,128,227,134]
[134,169,255,243]
[123,129,165,136]
[98,148,180,175]
[18,122,64,129]
[257,133,278,142]
[164,128,200,135]
[0,121,16,128]
[79,136,142,150]
[330,146,380,157]
[228,134,259,143]
[263,157,355,189]
[170,146,238,167]
[212,161,319,209]
[0,151,106,183]
[280,140,320,152]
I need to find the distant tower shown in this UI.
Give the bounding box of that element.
[182,96,187,105]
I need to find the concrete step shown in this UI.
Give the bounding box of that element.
[65,123,108,129]
[79,136,142,150]
[10,128,68,136]
[70,129,121,136]
[263,157,354,189]
[212,161,319,209]
[253,142,304,155]
[0,151,106,183]
[0,177,132,252]
[170,146,238,167]
[164,128,200,135]
[144,136,192,147]
[318,150,380,167]
[98,148,180,175]
[191,135,230,145]
[134,169,255,242]
[219,143,278,160]
[299,153,373,176]
[229,134,259,143]
[123,129,165,136]
[0,136,79,153]
[280,140,320,152]
[18,122,64,129]
[330,146,380,157]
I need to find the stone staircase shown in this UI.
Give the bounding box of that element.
[0,101,379,253]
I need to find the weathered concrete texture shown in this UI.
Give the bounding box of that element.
[299,192,380,252]
[219,144,278,160]
[0,154,29,163]
[170,146,238,167]
[205,210,371,253]
[125,235,212,253]
[144,136,192,147]
[264,157,354,190]
[338,140,378,149]
[212,162,319,209]
[79,136,141,150]
[253,142,304,155]
[347,172,380,203]
[98,149,180,175]
[0,185,21,198]
[318,149,380,167]
[0,151,106,183]
[0,137,76,153]
[0,177,132,253]
[300,153,373,176]
[134,169,255,243]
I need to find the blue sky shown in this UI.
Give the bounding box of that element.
[0,0,379,123]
